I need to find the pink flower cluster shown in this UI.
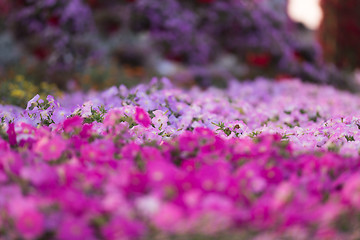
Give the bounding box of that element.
[1,78,360,239]
[1,115,360,239]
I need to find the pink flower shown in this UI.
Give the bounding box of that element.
[103,217,145,240]
[199,135,225,156]
[342,174,360,209]
[80,144,101,162]
[103,108,124,126]
[194,127,216,146]
[34,135,66,161]
[122,143,141,160]
[272,182,294,210]
[7,122,17,146]
[141,146,165,162]
[134,107,151,128]
[189,194,234,234]
[202,193,234,213]
[147,160,177,186]
[80,139,115,163]
[20,163,58,187]
[0,138,9,151]
[102,192,131,215]
[8,197,44,239]
[63,116,83,133]
[15,209,44,239]
[196,162,230,192]
[153,203,185,233]
[57,216,94,240]
[79,123,93,138]
[178,131,198,152]
[1,151,23,174]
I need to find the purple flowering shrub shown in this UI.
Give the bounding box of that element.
[1,78,360,239]
[6,0,93,70]
[5,0,349,87]
[6,0,292,65]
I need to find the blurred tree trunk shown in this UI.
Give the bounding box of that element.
[319,0,360,70]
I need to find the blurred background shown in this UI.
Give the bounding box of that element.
[288,0,322,30]
[0,0,359,106]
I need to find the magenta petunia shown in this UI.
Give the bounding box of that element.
[34,135,67,161]
[0,138,9,151]
[153,203,185,233]
[103,217,145,240]
[63,116,83,133]
[15,209,44,240]
[178,131,197,152]
[342,175,360,209]
[57,216,94,240]
[7,122,17,146]
[134,107,151,128]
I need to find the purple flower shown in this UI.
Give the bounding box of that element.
[26,94,40,110]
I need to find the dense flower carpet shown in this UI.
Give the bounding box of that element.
[1,78,360,239]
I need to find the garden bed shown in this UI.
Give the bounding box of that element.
[1,78,360,239]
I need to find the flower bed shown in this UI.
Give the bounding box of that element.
[3,77,360,155]
[1,78,360,239]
